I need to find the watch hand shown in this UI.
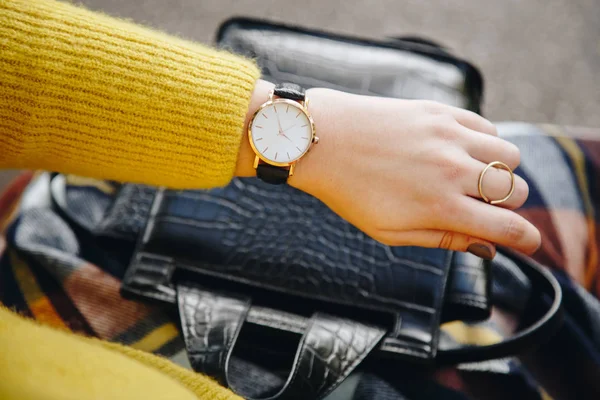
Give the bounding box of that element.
[281,124,297,133]
[279,132,294,143]
[275,108,284,133]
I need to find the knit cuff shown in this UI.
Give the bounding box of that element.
[0,0,261,189]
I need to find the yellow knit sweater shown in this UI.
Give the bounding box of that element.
[0,0,261,398]
[0,0,260,189]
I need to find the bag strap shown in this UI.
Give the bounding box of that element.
[177,283,250,383]
[177,283,386,400]
[436,252,563,364]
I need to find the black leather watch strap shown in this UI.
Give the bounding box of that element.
[273,83,305,101]
[256,164,290,185]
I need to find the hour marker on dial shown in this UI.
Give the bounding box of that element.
[262,113,268,119]
[296,111,301,118]
[255,137,263,141]
[296,146,302,152]
[255,125,263,129]
[264,147,269,153]
[287,152,291,159]
[286,105,289,113]
[274,152,278,160]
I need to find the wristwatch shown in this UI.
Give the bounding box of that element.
[248,83,318,184]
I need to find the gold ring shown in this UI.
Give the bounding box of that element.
[478,161,515,205]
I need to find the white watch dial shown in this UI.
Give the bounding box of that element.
[250,101,313,164]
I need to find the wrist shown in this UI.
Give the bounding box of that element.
[288,88,344,196]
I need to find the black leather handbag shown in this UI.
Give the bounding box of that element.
[115,20,562,400]
[119,181,561,399]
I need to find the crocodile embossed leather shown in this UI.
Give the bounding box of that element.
[126,179,455,362]
[177,284,250,384]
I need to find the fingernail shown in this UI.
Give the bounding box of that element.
[467,244,494,260]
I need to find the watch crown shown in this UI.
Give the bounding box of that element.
[312,136,319,144]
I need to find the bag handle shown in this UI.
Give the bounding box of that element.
[177,283,250,382]
[177,283,385,400]
[436,252,563,364]
[176,253,562,398]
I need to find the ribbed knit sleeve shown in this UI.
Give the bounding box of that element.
[0,0,261,189]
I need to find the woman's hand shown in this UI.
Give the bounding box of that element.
[287,88,541,259]
[237,81,542,259]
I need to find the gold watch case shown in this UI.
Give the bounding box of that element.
[248,90,318,176]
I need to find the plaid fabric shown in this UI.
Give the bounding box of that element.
[1,122,599,399]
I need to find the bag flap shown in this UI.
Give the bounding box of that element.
[125,178,454,361]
